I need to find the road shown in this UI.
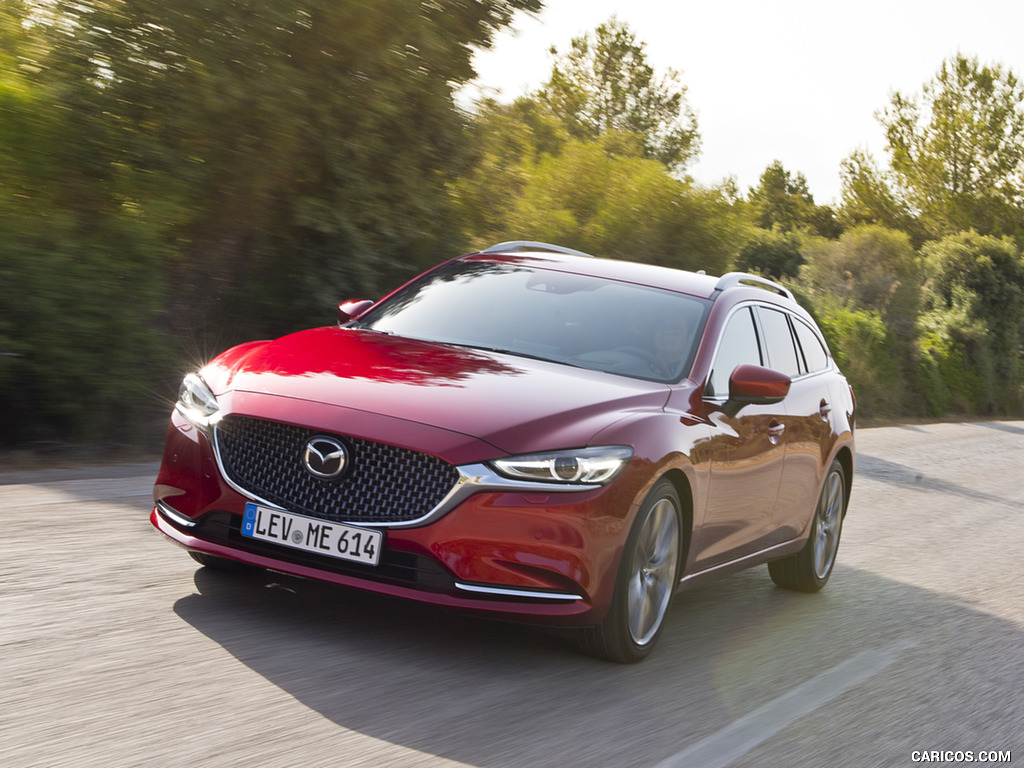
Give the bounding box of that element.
[1,421,1021,768]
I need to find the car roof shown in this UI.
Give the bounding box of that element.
[460,249,723,300]
[461,246,796,307]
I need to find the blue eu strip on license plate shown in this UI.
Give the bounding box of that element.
[242,503,381,566]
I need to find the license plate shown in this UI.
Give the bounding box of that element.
[241,503,382,566]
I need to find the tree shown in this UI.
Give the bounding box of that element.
[919,231,1024,412]
[458,20,736,266]
[734,229,804,280]
[801,226,922,325]
[812,299,902,418]
[504,137,744,274]
[838,149,925,244]
[36,0,541,341]
[0,0,537,445]
[879,54,1024,239]
[539,17,700,172]
[800,226,925,414]
[452,96,569,247]
[0,2,172,444]
[747,160,841,238]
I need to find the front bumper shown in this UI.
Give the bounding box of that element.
[153,498,611,624]
[151,414,637,625]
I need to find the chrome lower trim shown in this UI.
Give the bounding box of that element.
[211,423,600,529]
[680,538,805,586]
[155,500,197,528]
[455,582,583,601]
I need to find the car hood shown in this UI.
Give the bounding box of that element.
[204,326,669,458]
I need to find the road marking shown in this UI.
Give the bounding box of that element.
[653,637,918,768]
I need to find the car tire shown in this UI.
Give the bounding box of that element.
[188,550,256,573]
[579,480,682,663]
[768,459,847,592]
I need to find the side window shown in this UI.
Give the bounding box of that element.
[707,307,761,397]
[793,318,830,373]
[757,307,801,377]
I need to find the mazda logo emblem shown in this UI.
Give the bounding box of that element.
[302,436,349,479]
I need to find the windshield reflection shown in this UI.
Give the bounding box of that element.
[356,261,709,382]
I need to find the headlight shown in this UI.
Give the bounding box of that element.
[490,446,632,485]
[176,372,221,428]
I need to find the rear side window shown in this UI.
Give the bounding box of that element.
[757,307,801,377]
[793,318,830,372]
[707,307,762,397]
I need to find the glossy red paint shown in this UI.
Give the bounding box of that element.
[152,246,855,659]
[149,508,595,621]
[728,363,792,403]
[153,407,633,624]
[199,326,672,458]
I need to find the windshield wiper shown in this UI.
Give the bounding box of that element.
[350,324,393,335]
[452,342,585,369]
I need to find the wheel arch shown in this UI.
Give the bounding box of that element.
[833,445,854,510]
[659,467,694,572]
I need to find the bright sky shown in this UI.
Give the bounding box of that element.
[465,0,1024,204]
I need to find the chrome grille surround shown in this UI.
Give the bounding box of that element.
[213,415,463,526]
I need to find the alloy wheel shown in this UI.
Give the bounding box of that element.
[812,469,845,580]
[627,497,680,646]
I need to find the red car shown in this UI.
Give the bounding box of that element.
[152,242,855,662]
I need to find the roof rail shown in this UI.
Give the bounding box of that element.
[482,241,595,258]
[713,272,793,300]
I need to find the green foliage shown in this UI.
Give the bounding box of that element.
[458,19,743,272]
[879,54,1024,239]
[915,313,988,416]
[838,150,926,244]
[0,0,537,446]
[37,0,541,340]
[734,229,804,280]
[0,5,171,443]
[6,4,1024,448]
[834,58,1024,417]
[452,96,569,246]
[501,137,745,274]
[539,17,699,172]
[801,226,923,334]
[813,298,903,417]
[920,231,1024,412]
[798,226,927,413]
[747,160,841,238]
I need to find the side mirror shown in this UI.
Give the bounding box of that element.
[728,364,791,406]
[338,299,374,324]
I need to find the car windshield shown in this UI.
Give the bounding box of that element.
[353,260,710,382]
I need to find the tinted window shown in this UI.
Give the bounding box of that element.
[758,307,801,377]
[793,318,830,372]
[707,307,761,397]
[355,260,710,382]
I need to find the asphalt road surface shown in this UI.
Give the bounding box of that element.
[1,421,1021,768]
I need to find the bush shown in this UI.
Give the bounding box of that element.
[921,232,1024,413]
[915,329,986,416]
[734,229,804,280]
[813,299,903,417]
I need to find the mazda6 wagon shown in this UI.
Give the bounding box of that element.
[152,241,855,662]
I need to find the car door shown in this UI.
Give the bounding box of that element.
[695,305,787,568]
[757,307,835,543]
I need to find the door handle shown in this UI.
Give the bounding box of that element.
[819,400,832,421]
[768,421,785,444]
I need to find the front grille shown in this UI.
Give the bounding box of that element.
[214,415,462,524]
